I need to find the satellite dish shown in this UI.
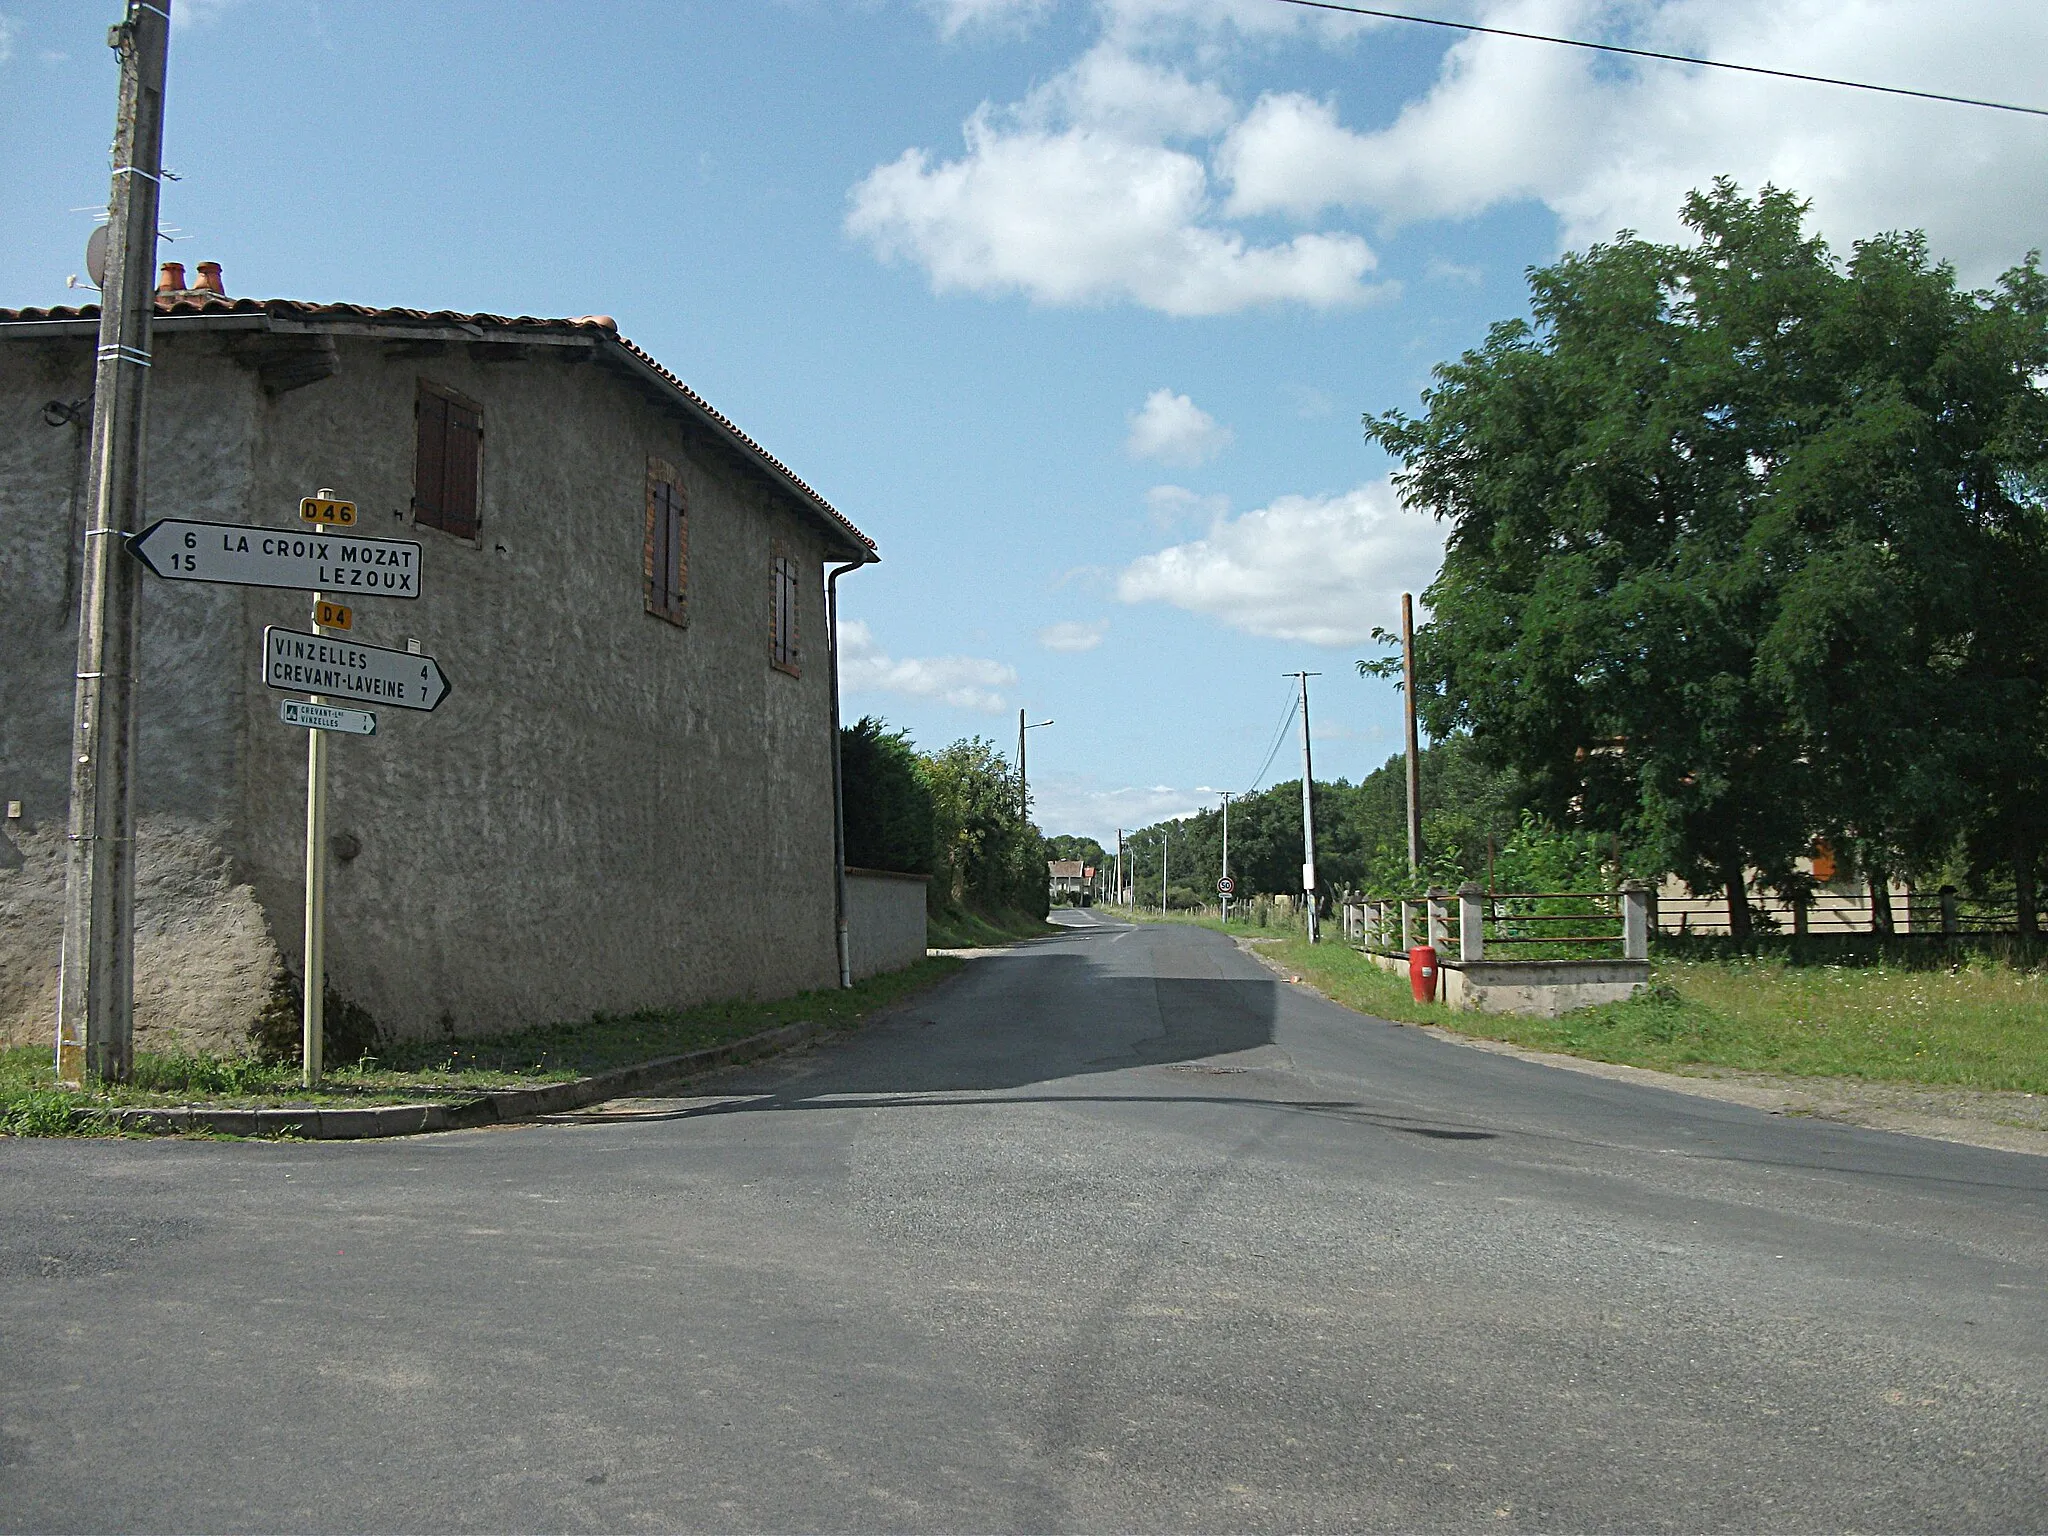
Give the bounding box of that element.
[85,224,108,289]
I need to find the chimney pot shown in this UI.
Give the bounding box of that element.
[194,261,225,297]
[157,261,187,293]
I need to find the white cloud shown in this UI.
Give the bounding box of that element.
[0,16,17,63]
[924,0,1051,40]
[1424,258,1483,286]
[1038,619,1109,652]
[170,0,251,27]
[838,619,1017,713]
[1144,483,1230,530]
[1030,773,1210,843]
[873,1,2048,322]
[1126,388,1234,466]
[1117,478,1445,646]
[1216,0,2048,284]
[845,43,1387,316]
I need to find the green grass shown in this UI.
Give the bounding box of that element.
[927,902,1059,948]
[0,956,963,1132]
[1257,936,2048,1094]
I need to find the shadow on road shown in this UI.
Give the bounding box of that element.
[553,1090,1501,1141]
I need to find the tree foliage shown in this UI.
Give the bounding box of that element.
[923,737,1049,921]
[840,717,1049,921]
[1365,181,2048,935]
[1045,834,1107,867]
[839,716,936,875]
[1112,738,1611,907]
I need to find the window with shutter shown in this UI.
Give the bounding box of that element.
[770,549,800,676]
[644,458,687,625]
[413,380,482,538]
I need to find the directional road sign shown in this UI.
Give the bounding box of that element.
[130,519,421,598]
[280,700,377,736]
[1217,875,1235,895]
[262,628,451,712]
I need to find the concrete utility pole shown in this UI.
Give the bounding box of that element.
[1161,824,1169,915]
[826,560,864,990]
[1402,592,1422,878]
[1287,671,1322,944]
[57,1,172,1087]
[1016,709,1052,821]
[1219,791,1232,925]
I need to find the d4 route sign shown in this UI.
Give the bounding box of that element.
[263,627,451,712]
[129,519,421,598]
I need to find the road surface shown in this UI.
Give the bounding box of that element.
[3,913,2043,1532]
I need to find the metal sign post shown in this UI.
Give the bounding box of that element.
[301,489,337,1087]
[302,607,330,1088]
[125,481,440,1089]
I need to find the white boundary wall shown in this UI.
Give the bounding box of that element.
[846,869,928,980]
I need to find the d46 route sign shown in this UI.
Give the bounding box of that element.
[130,519,421,598]
[299,496,358,527]
[262,628,452,712]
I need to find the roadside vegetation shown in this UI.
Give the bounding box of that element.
[0,956,961,1133]
[1116,908,2048,1093]
[840,714,1055,945]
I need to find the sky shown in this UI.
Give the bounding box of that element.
[3,0,2044,844]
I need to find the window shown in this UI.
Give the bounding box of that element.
[414,381,482,539]
[770,548,800,675]
[644,458,687,625]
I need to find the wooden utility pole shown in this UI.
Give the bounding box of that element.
[58,1,172,1086]
[1402,593,1422,878]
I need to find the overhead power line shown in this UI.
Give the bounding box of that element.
[1247,691,1300,796]
[1268,0,2048,119]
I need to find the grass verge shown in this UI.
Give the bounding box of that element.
[0,956,963,1133]
[927,901,1059,948]
[1253,935,2048,1094]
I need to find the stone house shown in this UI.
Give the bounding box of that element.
[0,279,877,1053]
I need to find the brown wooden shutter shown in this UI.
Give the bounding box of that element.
[644,461,686,625]
[414,388,449,528]
[443,399,481,539]
[770,551,799,674]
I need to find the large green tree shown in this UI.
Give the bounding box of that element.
[839,716,935,875]
[1367,182,2048,936]
[923,737,1049,921]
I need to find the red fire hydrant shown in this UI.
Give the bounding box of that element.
[1409,945,1439,1003]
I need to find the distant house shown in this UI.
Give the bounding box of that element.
[0,274,877,1053]
[1048,860,1094,903]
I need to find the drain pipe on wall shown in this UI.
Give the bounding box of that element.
[826,559,866,989]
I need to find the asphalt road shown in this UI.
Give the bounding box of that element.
[3,913,2044,1533]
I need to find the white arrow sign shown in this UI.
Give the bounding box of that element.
[279,700,377,736]
[130,519,422,598]
[262,627,452,712]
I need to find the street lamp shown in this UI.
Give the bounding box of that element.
[1018,709,1053,820]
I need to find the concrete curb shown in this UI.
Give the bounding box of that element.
[99,1018,830,1141]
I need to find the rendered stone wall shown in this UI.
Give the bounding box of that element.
[1,318,854,1051]
[0,335,283,1052]
[845,869,929,981]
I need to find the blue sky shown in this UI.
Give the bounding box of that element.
[4,0,2043,842]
